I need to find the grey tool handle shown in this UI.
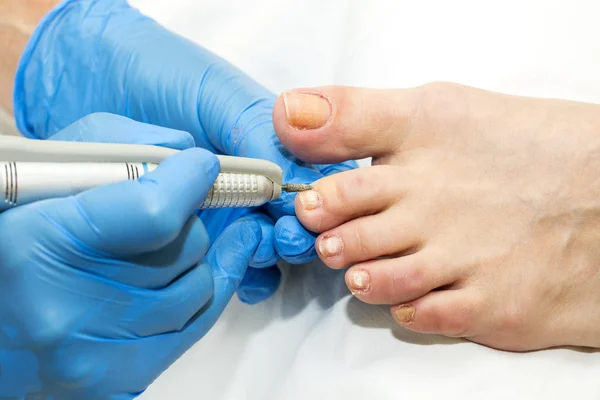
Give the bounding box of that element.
[0,135,283,198]
[0,162,279,211]
[0,136,285,210]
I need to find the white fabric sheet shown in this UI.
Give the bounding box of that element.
[126,1,600,399]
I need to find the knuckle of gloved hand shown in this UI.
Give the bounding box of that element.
[50,359,97,393]
[23,311,72,349]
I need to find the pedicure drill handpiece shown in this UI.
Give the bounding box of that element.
[0,136,313,211]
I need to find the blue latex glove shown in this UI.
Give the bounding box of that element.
[0,113,261,399]
[13,0,357,271]
[46,112,281,305]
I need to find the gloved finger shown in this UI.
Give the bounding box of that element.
[45,213,209,289]
[266,199,320,264]
[117,216,210,289]
[246,213,279,269]
[198,206,280,303]
[181,217,261,341]
[200,208,281,303]
[274,215,318,264]
[266,203,320,265]
[235,214,281,303]
[47,112,195,150]
[198,209,279,268]
[226,212,281,304]
[131,262,215,337]
[11,247,214,340]
[91,262,215,338]
[45,148,219,256]
[237,266,282,305]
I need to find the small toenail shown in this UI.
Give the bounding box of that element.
[319,235,343,257]
[348,270,371,293]
[393,304,415,324]
[298,190,321,210]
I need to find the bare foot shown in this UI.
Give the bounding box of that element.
[273,83,600,351]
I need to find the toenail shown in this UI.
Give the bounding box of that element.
[393,304,415,324]
[348,270,371,293]
[283,91,332,130]
[298,190,321,210]
[319,235,343,258]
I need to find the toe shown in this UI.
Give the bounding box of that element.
[295,165,408,233]
[273,86,418,164]
[345,253,460,305]
[316,210,422,269]
[391,289,482,338]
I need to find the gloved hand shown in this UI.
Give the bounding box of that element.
[0,113,260,399]
[13,0,356,274]
[48,112,281,305]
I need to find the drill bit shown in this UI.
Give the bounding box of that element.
[281,183,313,193]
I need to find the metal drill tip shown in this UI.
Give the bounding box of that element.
[281,183,313,193]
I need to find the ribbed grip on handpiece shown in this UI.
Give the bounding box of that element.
[200,173,275,209]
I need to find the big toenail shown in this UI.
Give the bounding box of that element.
[393,305,415,324]
[299,190,321,210]
[348,270,371,293]
[319,235,343,257]
[283,91,332,130]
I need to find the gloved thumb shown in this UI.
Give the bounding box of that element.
[209,218,262,300]
[44,147,219,256]
[184,217,261,338]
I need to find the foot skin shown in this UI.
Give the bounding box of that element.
[273,83,600,351]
